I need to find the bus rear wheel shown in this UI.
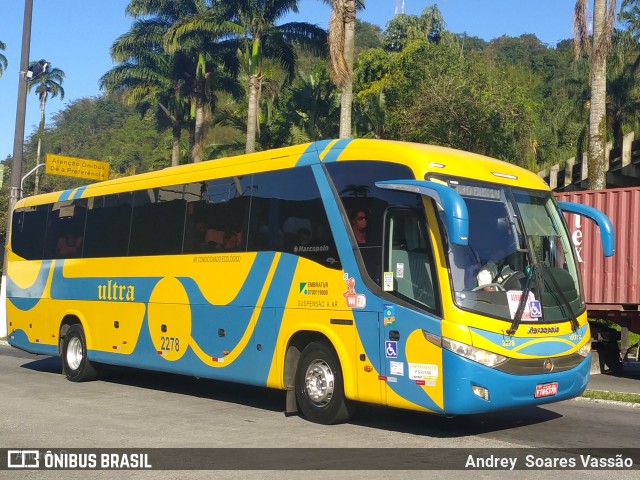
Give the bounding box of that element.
[295,341,354,424]
[61,324,100,382]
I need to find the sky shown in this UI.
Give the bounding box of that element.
[0,1,601,162]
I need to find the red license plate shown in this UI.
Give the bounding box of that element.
[535,382,558,398]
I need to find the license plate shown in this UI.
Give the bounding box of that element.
[535,382,558,398]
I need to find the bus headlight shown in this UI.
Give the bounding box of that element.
[442,337,508,368]
[576,338,592,358]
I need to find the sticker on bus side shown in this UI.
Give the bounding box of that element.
[390,361,404,376]
[506,290,537,320]
[383,272,394,291]
[409,363,439,386]
[342,273,366,309]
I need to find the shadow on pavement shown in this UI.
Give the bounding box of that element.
[101,365,286,415]
[17,354,563,438]
[349,403,562,438]
[20,356,62,374]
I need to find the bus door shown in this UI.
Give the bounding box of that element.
[379,207,444,407]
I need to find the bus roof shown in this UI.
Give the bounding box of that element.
[321,139,548,191]
[16,139,549,208]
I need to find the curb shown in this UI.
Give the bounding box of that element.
[574,396,640,409]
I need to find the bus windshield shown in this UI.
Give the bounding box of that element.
[434,177,583,324]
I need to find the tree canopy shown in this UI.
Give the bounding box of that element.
[7,3,640,193]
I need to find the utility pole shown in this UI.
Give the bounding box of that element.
[9,0,33,217]
[2,0,33,338]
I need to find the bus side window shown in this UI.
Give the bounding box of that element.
[129,186,187,256]
[384,208,438,312]
[248,167,341,269]
[324,160,421,286]
[44,200,88,260]
[56,232,82,258]
[184,177,251,254]
[11,205,48,260]
[83,193,133,258]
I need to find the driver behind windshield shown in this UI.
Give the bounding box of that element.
[476,246,516,291]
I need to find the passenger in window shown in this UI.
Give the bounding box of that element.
[350,210,368,245]
[192,220,209,251]
[222,229,241,250]
[205,228,241,250]
[56,232,82,258]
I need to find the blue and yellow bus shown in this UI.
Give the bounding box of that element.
[6,139,614,424]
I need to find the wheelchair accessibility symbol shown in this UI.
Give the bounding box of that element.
[529,300,542,318]
[385,341,398,358]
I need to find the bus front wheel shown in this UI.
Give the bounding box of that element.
[295,341,354,424]
[61,324,100,382]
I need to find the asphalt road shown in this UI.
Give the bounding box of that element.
[0,344,638,479]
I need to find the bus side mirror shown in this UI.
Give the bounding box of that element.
[558,201,615,257]
[375,180,469,246]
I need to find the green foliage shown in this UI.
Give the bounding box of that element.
[382,5,445,52]
[372,39,536,166]
[456,34,487,53]
[383,14,421,52]
[0,40,8,78]
[11,3,640,269]
[355,20,383,53]
[590,318,640,350]
[281,61,340,142]
[582,390,640,404]
[10,3,640,192]
[20,95,168,196]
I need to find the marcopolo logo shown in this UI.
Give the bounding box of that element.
[527,326,560,334]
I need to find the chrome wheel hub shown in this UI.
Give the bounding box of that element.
[304,359,335,406]
[67,337,83,371]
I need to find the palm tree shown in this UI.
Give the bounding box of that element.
[323,0,364,139]
[101,16,192,166]
[574,0,616,189]
[119,0,242,163]
[221,0,326,153]
[27,64,64,194]
[605,30,640,148]
[0,40,7,78]
[162,2,244,162]
[291,66,340,141]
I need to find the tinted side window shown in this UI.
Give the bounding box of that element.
[184,176,251,253]
[44,200,88,259]
[325,161,420,284]
[83,193,133,258]
[130,185,187,256]
[11,206,48,260]
[249,167,340,269]
[384,208,439,312]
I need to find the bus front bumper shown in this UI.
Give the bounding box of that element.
[442,349,590,415]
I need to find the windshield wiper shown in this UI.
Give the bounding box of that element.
[506,263,579,336]
[506,265,534,336]
[539,263,580,332]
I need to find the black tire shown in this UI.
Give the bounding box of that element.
[61,324,100,382]
[295,341,354,424]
